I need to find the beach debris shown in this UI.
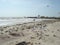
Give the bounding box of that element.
[0,28,3,31]
[53,34,56,37]
[0,35,10,39]
[21,28,25,30]
[9,33,20,37]
[45,34,49,37]
[43,24,47,27]
[26,26,31,29]
[37,23,41,25]
[1,32,4,34]
[39,36,42,40]
[52,31,54,33]
[20,32,24,36]
[16,41,27,45]
[30,43,33,45]
[57,29,59,31]
[30,36,35,39]
[33,19,35,21]
[5,31,8,33]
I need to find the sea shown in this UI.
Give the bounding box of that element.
[0,18,53,26]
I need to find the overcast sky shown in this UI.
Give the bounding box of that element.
[0,0,60,17]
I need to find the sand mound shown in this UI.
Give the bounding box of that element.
[0,20,60,45]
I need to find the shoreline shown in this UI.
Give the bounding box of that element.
[0,19,59,27]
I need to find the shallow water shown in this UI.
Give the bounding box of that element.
[0,18,53,26]
[0,18,33,26]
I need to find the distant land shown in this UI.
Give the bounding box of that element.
[26,16,60,19]
[0,16,60,19]
[0,17,23,19]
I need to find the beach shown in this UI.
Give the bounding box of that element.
[0,19,60,45]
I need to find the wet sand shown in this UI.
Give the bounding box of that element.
[0,19,60,45]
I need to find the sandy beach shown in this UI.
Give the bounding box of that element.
[0,19,60,45]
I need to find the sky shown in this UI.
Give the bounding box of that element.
[0,0,60,17]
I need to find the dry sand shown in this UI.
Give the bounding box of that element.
[0,19,60,45]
